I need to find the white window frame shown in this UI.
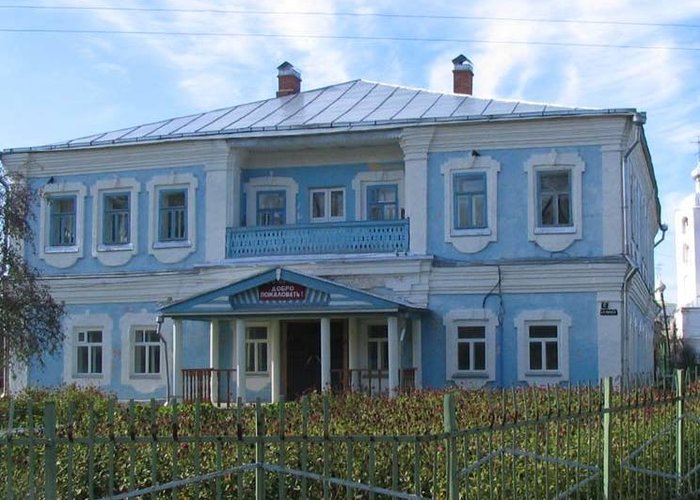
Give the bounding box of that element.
[132,327,162,377]
[444,309,498,387]
[441,155,500,253]
[75,329,103,377]
[244,176,298,227]
[120,312,170,393]
[515,310,571,385]
[39,181,87,268]
[352,168,405,221]
[91,177,139,266]
[524,151,585,252]
[147,173,198,264]
[62,313,112,386]
[310,188,345,222]
[246,326,269,374]
[366,323,389,371]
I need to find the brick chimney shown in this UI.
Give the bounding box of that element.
[452,55,474,95]
[277,61,301,97]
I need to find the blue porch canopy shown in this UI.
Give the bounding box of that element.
[160,267,425,319]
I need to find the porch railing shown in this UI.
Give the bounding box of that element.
[182,368,237,405]
[331,367,416,396]
[225,219,409,258]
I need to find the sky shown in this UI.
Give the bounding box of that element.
[1,0,699,303]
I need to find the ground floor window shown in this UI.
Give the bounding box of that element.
[133,328,161,375]
[457,325,487,372]
[367,324,389,370]
[528,325,559,372]
[246,326,268,373]
[76,329,103,375]
[515,310,571,384]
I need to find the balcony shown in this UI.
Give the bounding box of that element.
[226,220,409,259]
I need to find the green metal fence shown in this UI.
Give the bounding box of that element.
[2,370,700,499]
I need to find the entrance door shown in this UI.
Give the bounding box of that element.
[285,322,321,399]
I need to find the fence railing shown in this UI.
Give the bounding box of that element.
[3,369,700,498]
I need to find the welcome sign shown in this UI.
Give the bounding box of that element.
[258,281,307,301]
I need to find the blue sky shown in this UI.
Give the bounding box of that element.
[2,0,699,302]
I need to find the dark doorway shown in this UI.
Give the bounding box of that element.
[285,322,321,400]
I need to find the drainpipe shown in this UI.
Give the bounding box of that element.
[156,315,171,403]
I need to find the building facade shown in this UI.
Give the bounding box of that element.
[1,57,661,401]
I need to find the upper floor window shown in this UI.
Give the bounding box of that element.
[367,184,398,221]
[159,189,187,242]
[49,195,76,247]
[367,324,389,370]
[76,329,102,376]
[246,326,268,373]
[454,173,487,230]
[257,191,286,226]
[103,192,130,245]
[133,328,160,375]
[311,188,345,222]
[537,171,571,227]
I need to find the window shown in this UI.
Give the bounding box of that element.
[454,173,486,229]
[103,192,130,245]
[367,185,398,221]
[76,329,102,375]
[49,195,76,247]
[367,324,389,370]
[537,171,571,227]
[457,326,486,372]
[133,328,160,375]
[528,325,559,371]
[311,188,345,222]
[246,327,268,373]
[257,191,286,226]
[159,189,187,241]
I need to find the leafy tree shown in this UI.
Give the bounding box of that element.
[0,169,64,373]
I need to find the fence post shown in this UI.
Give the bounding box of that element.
[602,377,612,500]
[443,393,458,500]
[44,401,57,500]
[255,399,265,500]
[676,369,684,496]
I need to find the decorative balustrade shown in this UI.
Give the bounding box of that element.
[226,219,409,258]
[331,367,416,396]
[182,368,237,405]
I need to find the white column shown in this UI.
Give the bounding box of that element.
[270,320,281,403]
[388,316,399,397]
[320,317,331,391]
[348,317,360,390]
[235,319,247,403]
[209,320,220,404]
[400,128,434,255]
[412,318,423,389]
[172,319,183,401]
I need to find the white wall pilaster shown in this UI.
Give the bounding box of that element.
[400,127,434,255]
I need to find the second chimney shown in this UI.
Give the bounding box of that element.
[452,55,474,95]
[277,61,301,97]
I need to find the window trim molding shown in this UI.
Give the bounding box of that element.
[514,309,571,385]
[352,169,404,221]
[244,176,298,227]
[40,181,87,268]
[131,326,163,378]
[310,187,346,223]
[62,313,112,386]
[120,312,170,393]
[524,151,585,252]
[147,173,198,264]
[441,155,500,253]
[443,309,498,387]
[91,177,140,266]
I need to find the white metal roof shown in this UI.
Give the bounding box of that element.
[3,79,637,153]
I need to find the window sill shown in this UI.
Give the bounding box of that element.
[246,372,269,377]
[153,240,192,249]
[131,373,162,380]
[525,371,562,377]
[452,371,490,379]
[46,245,79,254]
[97,243,133,252]
[73,373,103,379]
[451,227,491,237]
[534,226,575,235]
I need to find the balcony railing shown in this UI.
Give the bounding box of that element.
[182,368,237,405]
[226,219,409,258]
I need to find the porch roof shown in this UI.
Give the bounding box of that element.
[159,267,425,319]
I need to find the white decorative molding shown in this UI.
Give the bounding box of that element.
[39,181,87,269]
[244,176,299,226]
[440,155,500,253]
[146,172,198,264]
[62,312,112,387]
[400,127,435,256]
[351,169,405,220]
[514,309,571,385]
[119,311,171,395]
[524,151,585,252]
[443,308,499,388]
[90,177,140,266]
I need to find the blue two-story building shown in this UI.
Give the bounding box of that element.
[1,56,661,402]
